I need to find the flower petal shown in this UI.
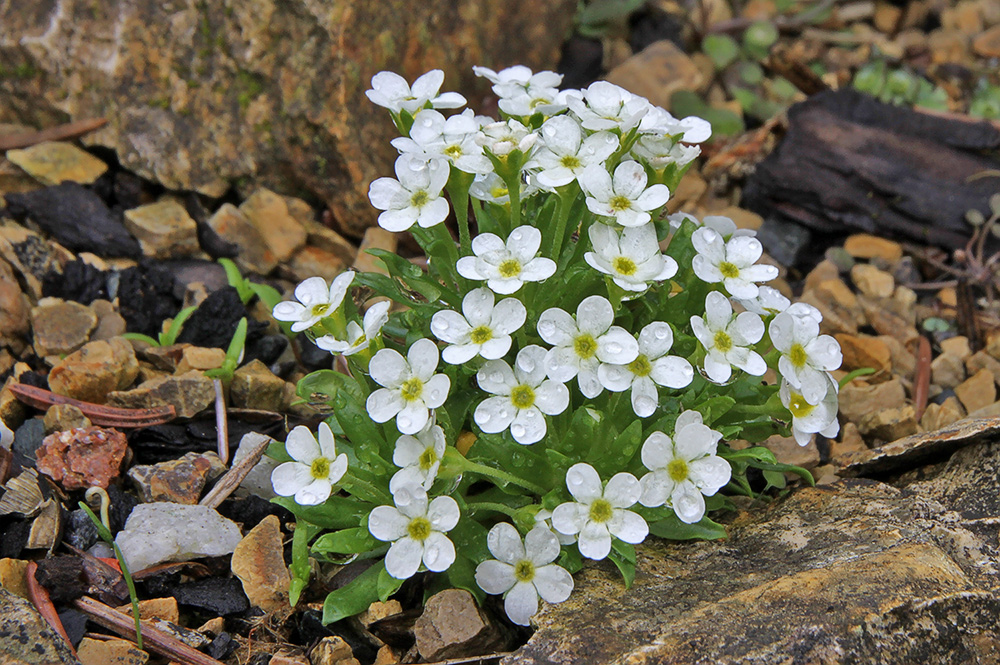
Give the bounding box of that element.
[476,560,517,594]
[533,381,570,416]
[370,349,409,388]
[271,462,312,497]
[395,402,430,435]
[524,527,561,566]
[504,581,539,626]
[407,338,440,380]
[565,463,603,503]
[537,308,578,346]
[422,374,451,408]
[422,531,456,572]
[671,482,707,524]
[510,407,546,445]
[475,396,517,433]
[478,361,517,395]
[431,310,473,344]
[385,537,424,579]
[295,478,333,506]
[551,502,588,536]
[650,356,693,389]
[462,288,495,327]
[689,456,732,495]
[367,388,404,423]
[608,509,648,544]
[576,295,614,336]
[577,521,612,560]
[369,506,410,542]
[533,564,574,603]
[604,472,640,508]
[597,327,639,364]
[294,277,332,307]
[284,426,320,464]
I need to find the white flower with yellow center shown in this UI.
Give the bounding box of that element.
[691,226,778,299]
[690,291,766,384]
[391,109,491,175]
[272,272,356,333]
[475,119,538,159]
[737,285,791,318]
[366,339,451,434]
[270,423,348,506]
[584,222,678,292]
[475,523,574,626]
[365,69,466,115]
[315,300,390,356]
[567,81,650,132]
[638,106,713,143]
[551,463,648,560]
[638,411,731,523]
[473,65,572,117]
[456,226,556,294]
[389,421,447,493]
[368,155,450,232]
[597,322,693,418]
[578,161,671,228]
[770,306,842,404]
[470,172,537,205]
[475,345,570,445]
[538,295,639,399]
[525,116,618,190]
[430,288,527,364]
[368,485,460,579]
[779,375,840,446]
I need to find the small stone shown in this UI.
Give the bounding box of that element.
[232,434,280,499]
[829,423,867,461]
[300,216,358,266]
[128,452,225,504]
[931,352,967,389]
[141,343,188,371]
[858,405,918,442]
[850,264,894,298]
[231,359,286,411]
[90,299,128,340]
[858,297,918,347]
[231,515,291,613]
[353,227,398,274]
[413,589,505,661]
[115,597,179,624]
[43,404,91,434]
[0,558,29,598]
[48,337,140,403]
[123,198,201,259]
[148,617,212,648]
[31,298,97,357]
[920,401,964,431]
[207,203,278,274]
[762,433,819,469]
[874,1,903,32]
[0,587,80,664]
[359,600,403,627]
[35,427,128,490]
[880,335,917,377]
[11,418,46,460]
[843,234,903,264]
[77,637,149,665]
[288,246,349,283]
[984,331,1000,361]
[240,189,307,263]
[5,141,108,186]
[196,616,226,636]
[115,502,243,573]
[966,351,1000,385]
[954,368,996,415]
[604,40,704,111]
[804,260,840,292]
[800,279,866,336]
[940,335,972,360]
[834,334,892,377]
[107,370,215,418]
[175,346,226,374]
[972,23,1000,56]
[271,653,310,665]
[172,577,250,615]
[824,247,855,273]
[373,645,400,665]
[310,636,359,665]
[839,378,907,425]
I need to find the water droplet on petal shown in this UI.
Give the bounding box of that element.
[518,356,536,373]
[607,343,622,355]
[424,544,439,566]
[654,328,669,339]
[511,424,525,439]
[479,412,491,424]
[438,321,450,331]
[490,371,504,384]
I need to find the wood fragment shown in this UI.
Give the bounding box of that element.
[0,445,12,485]
[74,595,226,665]
[26,561,77,657]
[0,117,108,151]
[9,384,175,427]
[199,432,272,509]
[130,560,211,582]
[913,336,932,423]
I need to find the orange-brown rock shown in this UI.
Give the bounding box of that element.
[835,333,892,377]
[48,337,139,403]
[35,427,128,490]
[230,515,290,613]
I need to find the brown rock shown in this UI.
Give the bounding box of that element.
[240,189,307,263]
[35,427,128,490]
[207,203,278,275]
[6,141,108,186]
[359,600,403,627]
[271,654,310,665]
[123,198,201,259]
[301,217,358,266]
[761,433,819,469]
[955,368,997,415]
[0,256,29,347]
[604,40,704,112]
[0,224,63,300]
[0,587,80,664]
[231,359,286,411]
[31,298,97,357]
[373,645,400,665]
[803,259,840,292]
[414,589,505,661]
[175,346,226,374]
[931,351,967,389]
[77,637,148,665]
[920,400,964,432]
[0,557,29,599]
[843,234,903,264]
[880,335,917,377]
[90,299,128,340]
[196,616,226,636]
[835,333,891,377]
[929,28,970,63]
[858,296,918,347]
[107,370,215,418]
[353,227,398,274]
[966,351,1000,385]
[43,404,91,434]
[829,422,867,461]
[128,452,225,504]
[858,405,918,442]
[839,378,907,425]
[310,636,359,665]
[231,514,291,613]
[115,597,179,624]
[800,278,866,336]
[140,343,188,371]
[850,264,894,298]
[874,1,903,32]
[972,24,1000,57]
[289,246,349,284]
[48,337,140,403]
[940,335,972,360]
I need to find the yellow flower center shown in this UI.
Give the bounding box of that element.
[789,343,808,368]
[310,457,330,480]
[627,354,652,377]
[510,384,535,409]
[713,330,732,353]
[498,259,522,278]
[418,447,438,471]
[444,144,463,158]
[718,261,740,279]
[560,155,582,170]
[470,325,494,345]
[574,334,598,359]
[613,256,638,276]
[410,190,430,207]
[589,498,613,523]
[490,185,509,199]
[514,559,536,582]
[788,392,816,419]
[667,458,688,483]
[400,377,424,402]
[407,516,432,541]
[310,303,330,318]
[609,195,632,212]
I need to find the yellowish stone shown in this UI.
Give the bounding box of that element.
[6,141,108,185]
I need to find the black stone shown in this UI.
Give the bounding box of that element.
[12,418,46,462]
[4,183,142,257]
[57,609,88,647]
[756,216,814,268]
[217,495,293,532]
[116,262,183,336]
[557,35,603,90]
[629,6,684,53]
[171,577,250,615]
[65,508,100,551]
[42,259,110,305]
[34,556,88,604]
[106,484,139,534]
[175,287,265,350]
[208,632,238,660]
[160,259,230,299]
[0,517,30,558]
[295,335,332,372]
[246,334,287,368]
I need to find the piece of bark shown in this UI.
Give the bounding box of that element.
[742,89,1000,252]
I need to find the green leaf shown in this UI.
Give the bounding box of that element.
[219,258,255,304]
[297,369,364,404]
[272,495,369,530]
[312,527,378,555]
[289,522,321,606]
[588,418,642,477]
[609,541,636,588]
[739,61,764,86]
[648,513,728,541]
[160,305,197,346]
[576,0,646,29]
[377,566,403,602]
[700,106,745,137]
[322,561,386,624]
[121,332,159,347]
[703,34,739,70]
[742,21,778,59]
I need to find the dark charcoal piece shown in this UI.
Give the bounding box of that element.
[295,610,379,663]
[296,335,332,372]
[245,334,287,367]
[756,216,815,268]
[106,484,139,534]
[171,577,250,615]
[42,259,110,304]
[113,171,159,210]
[18,371,47,389]
[175,287,266,350]
[34,556,88,604]
[629,6,684,53]
[65,508,100,551]
[208,633,238,660]
[4,183,142,257]
[557,34,603,90]
[12,418,46,462]
[117,262,182,336]
[57,609,89,647]
[0,517,30,558]
[218,496,293,532]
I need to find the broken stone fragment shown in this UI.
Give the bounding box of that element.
[47,337,140,403]
[239,189,307,263]
[843,233,903,264]
[834,333,892,377]
[77,637,149,665]
[175,346,226,374]
[31,297,97,357]
[414,589,507,661]
[353,227,398,274]
[6,141,108,186]
[931,351,967,389]
[858,405,918,442]
[128,452,226,504]
[206,202,278,274]
[42,404,91,434]
[123,198,201,259]
[0,587,80,664]
[288,245,349,284]
[310,636,360,665]
[839,378,906,425]
[604,40,705,111]
[107,370,215,418]
[230,515,291,613]
[231,359,286,411]
[954,368,997,415]
[34,426,128,490]
[114,502,243,573]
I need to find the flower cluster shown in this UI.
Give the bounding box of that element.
[268,66,843,629]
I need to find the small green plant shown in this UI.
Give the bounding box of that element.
[969,80,1000,120]
[122,305,197,347]
[852,60,949,111]
[205,317,247,382]
[574,0,647,38]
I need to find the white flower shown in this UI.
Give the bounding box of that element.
[702,215,756,240]
[272,272,356,333]
[638,106,713,143]
[538,295,639,398]
[667,211,699,230]
[368,155,450,232]
[690,291,766,384]
[431,288,527,364]
[525,116,618,190]
[737,285,790,318]
[475,345,570,445]
[389,420,447,493]
[597,322,693,417]
[770,308,842,404]
[271,423,348,506]
[315,301,390,356]
[534,509,576,545]
[584,223,678,292]
[631,136,701,171]
[473,65,562,101]
[470,172,537,205]
[456,226,556,294]
[691,226,778,299]
[578,161,670,228]
[392,109,491,175]
[368,485,459,579]
[780,375,840,446]
[568,81,650,132]
[366,69,466,115]
[366,339,451,434]
[551,463,648,560]
[475,523,574,626]
[638,412,731,523]
[475,119,539,158]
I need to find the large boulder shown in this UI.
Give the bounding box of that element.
[0,0,575,236]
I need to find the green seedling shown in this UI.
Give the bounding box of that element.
[205,317,247,382]
[122,305,197,347]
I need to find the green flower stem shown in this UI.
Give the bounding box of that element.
[448,450,546,495]
[465,501,518,518]
[447,170,474,257]
[502,171,522,231]
[548,183,579,262]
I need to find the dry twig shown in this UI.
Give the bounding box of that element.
[199,432,272,509]
[0,117,108,150]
